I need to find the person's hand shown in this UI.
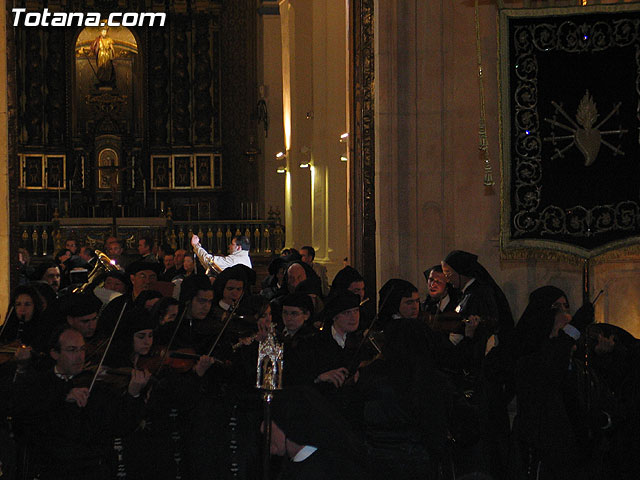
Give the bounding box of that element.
[66,387,90,407]
[191,235,200,248]
[14,345,32,364]
[194,355,217,377]
[464,315,481,338]
[594,333,616,355]
[128,369,152,397]
[316,367,349,388]
[550,311,572,338]
[59,251,71,265]
[256,319,270,343]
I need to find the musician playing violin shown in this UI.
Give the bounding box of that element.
[304,292,363,390]
[98,260,162,337]
[422,265,458,316]
[9,325,151,480]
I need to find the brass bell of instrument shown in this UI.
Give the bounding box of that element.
[73,250,120,293]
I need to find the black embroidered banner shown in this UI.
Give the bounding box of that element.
[500,5,640,258]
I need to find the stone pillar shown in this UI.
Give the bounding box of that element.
[0,0,11,318]
[309,0,348,280]
[375,0,504,293]
[279,0,312,248]
[258,1,286,227]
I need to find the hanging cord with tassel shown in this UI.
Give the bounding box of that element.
[475,0,494,186]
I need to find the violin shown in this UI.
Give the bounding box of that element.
[137,345,227,377]
[422,311,497,334]
[0,340,35,365]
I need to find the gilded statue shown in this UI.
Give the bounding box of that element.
[91,27,116,85]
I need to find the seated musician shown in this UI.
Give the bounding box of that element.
[10,325,151,480]
[0,286,48,372]
[328,266,375,331]
[270,261,321,325]
[105,307,216,480]
[370,279,452,478]
[173,274,215,354]
[260,256,287,300]
[93,270,130,305]
[208,265,256,351]
[173,270,254,360]
[280,293,316,341]
[440,250,514,344]
[422,264,458,315]
[440,250,516,479]
[304,291,363,390]
[279,293,318,385]
[98,260,162,336]
[61,292,102,342]
[32,262,61,294]
[513,285,613,480]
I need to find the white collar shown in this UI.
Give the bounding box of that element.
[331,325,347,348]
[438,294,450,312]
[461,278,476,293]
[291,445,317,463]
[219,300,231,311]
[283,326,299,337]
[54,366,75,381]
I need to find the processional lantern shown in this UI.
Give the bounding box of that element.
[256,325,283,480]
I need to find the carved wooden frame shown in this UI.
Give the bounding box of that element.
[350,0,376,292]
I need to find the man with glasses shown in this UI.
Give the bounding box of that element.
[10,325,150,479]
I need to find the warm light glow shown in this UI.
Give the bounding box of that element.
[582,0,587,5]
[340,155,348,162]
[276,166,287,174]
[299,162,310,168]
[339,132,349,143]
[280,3,292,151]
[275,151,286,159]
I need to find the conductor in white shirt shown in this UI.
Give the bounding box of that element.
[191,234,252,276]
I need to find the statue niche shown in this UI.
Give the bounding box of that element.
[73,26,140,138]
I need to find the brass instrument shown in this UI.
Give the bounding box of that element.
[73,250,120,293]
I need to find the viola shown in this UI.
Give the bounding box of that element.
[137,346,226,375]
[0,340,45,365]
[0,340,28,364]
[422,311,497,334]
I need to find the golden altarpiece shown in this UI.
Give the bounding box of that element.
[8,0,284,284]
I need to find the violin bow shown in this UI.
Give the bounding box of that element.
[206,291,245,358]
[592,289,604,306]
[88,301,128,394]
[153,300,191,377]
[346,285,395,377]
